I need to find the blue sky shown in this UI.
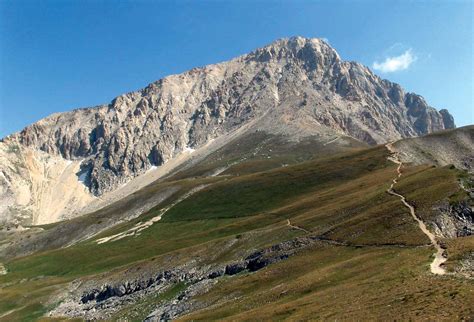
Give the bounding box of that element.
[0,0,472,137]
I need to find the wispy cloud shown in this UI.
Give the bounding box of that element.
[372,49,417,73]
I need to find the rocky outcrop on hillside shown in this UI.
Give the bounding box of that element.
[0,36,455,224]
[432,171,473,240]
[49,235,318,320]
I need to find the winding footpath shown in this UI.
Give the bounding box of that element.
[286,219,311,234]
[96,185,209,244]
[385,143,447,275]
[323,136,340,146]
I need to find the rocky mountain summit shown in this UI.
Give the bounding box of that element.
[0,36,454,225]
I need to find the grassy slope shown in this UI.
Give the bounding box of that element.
[1,131,364,260]
[165,131,367,180]
[181,245,474,321]
[0,144,472,321]
[2,148,387,279]
[179,162,474,321]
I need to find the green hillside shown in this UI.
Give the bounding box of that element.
[0,135,473,321]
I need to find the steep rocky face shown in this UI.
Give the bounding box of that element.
[0,37,455,222]
[440,109,456,129]
[435,201,473,238]
[404,93,447,134]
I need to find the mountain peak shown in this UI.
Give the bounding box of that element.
[0,37,455,225]
[247,36,341,64]
[271,36,329,47]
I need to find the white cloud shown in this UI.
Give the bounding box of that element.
[372,49,417,73]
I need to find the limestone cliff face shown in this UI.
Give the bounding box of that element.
[0,37,454,223]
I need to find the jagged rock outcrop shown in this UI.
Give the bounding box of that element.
[440,109,456,129]
[0,36,455,224]
[435,201,474,238]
